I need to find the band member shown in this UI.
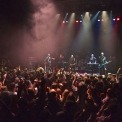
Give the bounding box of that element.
[44,53,52,73]
[99,52,107,75]
[89,54,97,74]
[69,55,76,71]
[57,53,64,68]
[89,54,97,64]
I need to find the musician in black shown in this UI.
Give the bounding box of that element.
[88,54,97,74]
[69,55,76,71]
[44,53,52,73]
[99,52,107,75]
[57,53,64,68]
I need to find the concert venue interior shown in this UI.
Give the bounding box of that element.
[0,0,122,122]
[0,0,122,72]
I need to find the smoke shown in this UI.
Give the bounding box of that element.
[0,0,65,65]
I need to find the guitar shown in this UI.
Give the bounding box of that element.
[99,61,111,68]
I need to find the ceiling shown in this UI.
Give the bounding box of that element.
[52,0,122,14]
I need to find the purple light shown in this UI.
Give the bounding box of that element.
[113,18,116,21]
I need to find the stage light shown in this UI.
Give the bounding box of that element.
[76,20,79,23]
[117,17,120,21]
[85,12,89,15]
[91,11,100,24]
[98,19,100,22]
[113,18,116,21]
[80,14,83,23]
[63,21,65,23]
[63,13,68,23]
[102,11,107,15]
[80,14,83,19]
[69,13,75,24]
[101,11,108,22]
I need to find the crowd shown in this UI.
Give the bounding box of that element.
[0,59,122,122]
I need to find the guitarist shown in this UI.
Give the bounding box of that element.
[44,53,52,73]
[99,52,107,75]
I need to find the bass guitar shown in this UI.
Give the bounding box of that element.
[99,61,111,68]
